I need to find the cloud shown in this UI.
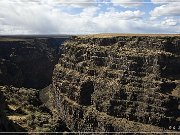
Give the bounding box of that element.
[0,0,145,34]
[98,10,145,20]
[80,6,100,17]
[0,0,179,34]
[6,0,97,8]
[111,0,143,8]
[0,0,60,34]
[151,0,179,4]
[161,18,177,26]
[51,0,97,8]
[150,3,180,18]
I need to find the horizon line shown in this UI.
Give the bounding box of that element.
[2,2,180,3]
[0,33,180,37]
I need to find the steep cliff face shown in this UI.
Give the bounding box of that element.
[0,37,67,89]
[0,37,69,132]
[52,35,180,132]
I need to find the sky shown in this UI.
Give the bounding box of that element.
[0,0,179,35]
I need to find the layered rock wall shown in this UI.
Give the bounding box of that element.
[52,35,180,132]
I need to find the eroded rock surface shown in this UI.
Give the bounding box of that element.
[52,35,180,132]
[0,89,26,132]
[0,35,180,133]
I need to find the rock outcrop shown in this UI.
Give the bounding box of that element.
[52,35,180,132]
[0,89,26,132]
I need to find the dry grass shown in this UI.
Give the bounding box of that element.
[0,38,27,41]
[78,33,180,38]
[8,105,18,111]
[8,115,27,122]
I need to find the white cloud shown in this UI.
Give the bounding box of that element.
[98,10,145,20]
[0,0,145,34]
[151,0,179,4]
[161,18,177,26]
[150,3,180,18]
[0,0,179,34]
[52,0,97,8]
[80,6,100,17]
[6,0,97,8]
[111,0,143,8]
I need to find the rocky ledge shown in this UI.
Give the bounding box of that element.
[52,35,180,132]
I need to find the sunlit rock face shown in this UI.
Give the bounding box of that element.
[52,35,180,132]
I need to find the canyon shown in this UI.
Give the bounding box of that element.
[0,34,180,132]
[0,36,69,132]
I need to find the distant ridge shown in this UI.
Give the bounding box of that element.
[1,33,180,38]
[0,34,72,38]
[79,33,180,38]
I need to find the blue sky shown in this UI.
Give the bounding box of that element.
[0,0,179,34]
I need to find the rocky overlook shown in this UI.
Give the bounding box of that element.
[52,35,180,132]
[0,34,180,133]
